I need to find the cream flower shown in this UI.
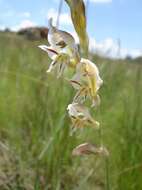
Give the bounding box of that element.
[70,58,103,106]
[67,102,100,129]
[48,19,76,53]
[38,18,80,77]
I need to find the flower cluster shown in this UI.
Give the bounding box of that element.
[38,19,108,157]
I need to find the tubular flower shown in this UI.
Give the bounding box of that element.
[70,58,103,106]
[67,102,100,129]
[38,18,80,77]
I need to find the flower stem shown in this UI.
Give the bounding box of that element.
[56,0,63,28]
[105,157,110,190]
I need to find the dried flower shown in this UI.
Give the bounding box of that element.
[72,143,109,157]
[67,102,100,129]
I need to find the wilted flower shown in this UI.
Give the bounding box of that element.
[72,142,109,156]
[67,102,100,129]
[38,18,80,77]
[70,58,103,106]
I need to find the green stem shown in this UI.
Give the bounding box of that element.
[105,157,110,190]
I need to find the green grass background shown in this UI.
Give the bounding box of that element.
[0,32,142,190]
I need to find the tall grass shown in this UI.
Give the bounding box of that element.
[0,33,142,190]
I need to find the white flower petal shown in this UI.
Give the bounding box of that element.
[67,103,79,117]
[46,60,57,73]
[70,73,82,90]
[38,45,58,60]
[48,18,75,48]
[57,62,66,78]
[67,103,90,118]
[48,18,77,57]
[91,94,101,107]
[80,58,103,91]
[73,88,88,103]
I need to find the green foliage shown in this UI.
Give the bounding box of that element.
[0,33,142,190]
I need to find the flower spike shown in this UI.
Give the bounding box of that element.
[38,2,106,159]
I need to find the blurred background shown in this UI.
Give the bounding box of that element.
[0,0,142,189]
